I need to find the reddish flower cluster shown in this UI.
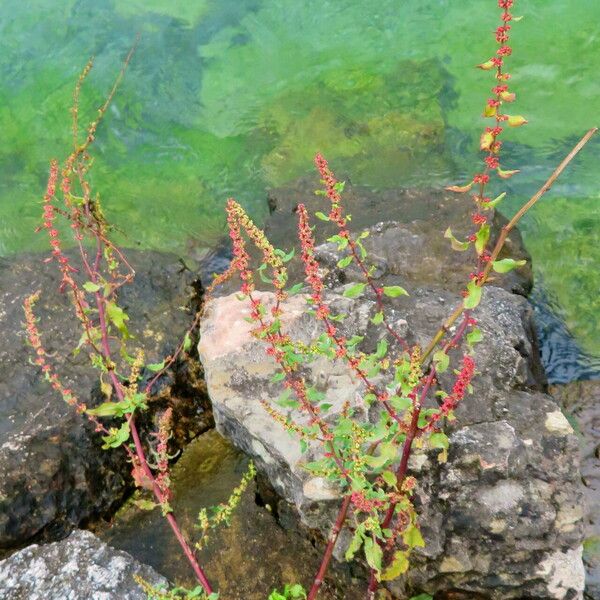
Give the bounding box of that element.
[314,153,345,227]
[221,199,253,295]
[495,25,510,43]
[351,491,385,513]
[297,204,326,312]
[259,399,307,439]
[24,291,81,410]
[211,199,287,305]
[428,356,476,428]
[41,161,78,284]
[466,0,521,206]
[154,408,173,499]
[446,0,523,300]
[484,156,499,169]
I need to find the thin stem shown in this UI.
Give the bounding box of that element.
[422,127,597,362]
[307,495,352,600]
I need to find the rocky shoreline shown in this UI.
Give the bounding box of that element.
[200,183,585,599]
[0,184,595,599]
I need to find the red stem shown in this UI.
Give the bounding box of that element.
[96,285,213,593]
[307,494,352,600]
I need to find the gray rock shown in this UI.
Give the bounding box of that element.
[0,529,167,599]
[550,380,600,600]
[199,189,584,599]
[0,250,212,552]
[264,181,532,297]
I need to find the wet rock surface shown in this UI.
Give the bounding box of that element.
[0,529,167,599]
[199,185,585,599]
[0,249,212,553]
[551,380,600,599]
[99,430,365,600]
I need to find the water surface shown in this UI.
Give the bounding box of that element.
[1,0,599,371]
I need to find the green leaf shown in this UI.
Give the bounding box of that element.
[315,211,329,221]
[382,470,397,488]
[346,335,364,348]
[320,403,333,412]
[258,263,273,284]
[276,395,300,410]
[306,387,325,403]
[356,239,368,260]
[343,283,366,298]
[183,332,192,352]
[409,595,434,600]
[383,286,408,298]
[87,401,121,417]
[433,351,449,373]
[492,258,527,273]
[337,255,353,269]
[106,301,130,339]
[390,395,412,412]
[271,371,286,383]
[288,282,305,295]
[327,234,349,251]
[364,537,383,575]
[283,584,306,599]
[466,327,483,345]
[83,281,101,293]
[101,421,130,449]
[345,526,365,561]
[371,311,384,325]
[402,524,425,548]
[280,248,295,263]
[374,338,388,360]
[485,192,506,209]
[146,361,166,372]
[133,499,158,511]
[444,228,469,252]
[364,392,377,405]
[380,550,409,581]
[463,280,482,309]
[475,224,490,255]
[365,441,397,470]
[429,432,449,449]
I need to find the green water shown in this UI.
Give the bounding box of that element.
[1,0,599,360]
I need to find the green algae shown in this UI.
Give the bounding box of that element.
[1,0,599,361]
[520,198,600,358]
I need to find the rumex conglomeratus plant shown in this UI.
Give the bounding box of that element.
[23,46,253,600]
[207,1,597,598]
[23,1,596,598]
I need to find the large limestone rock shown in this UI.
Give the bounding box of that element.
[0,529,167,599]
[0,249,212,552]
[199,185,584,599]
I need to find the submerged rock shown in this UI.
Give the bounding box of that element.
[0,529,167,599]
[99,430,366,599]
[199,186,584,599]
[0,249,212,552]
